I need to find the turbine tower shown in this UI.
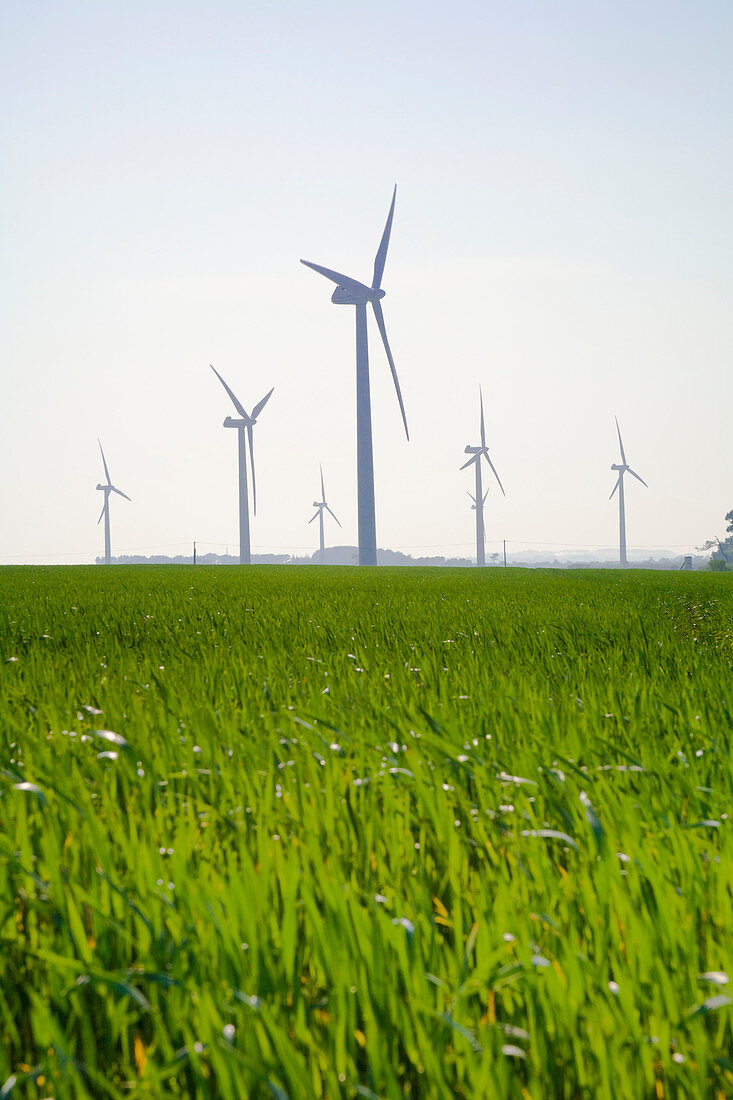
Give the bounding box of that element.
[211,365,274,565]
[309,465,341,562]
[96,440,131,565]
[301,186,409,566]
[610,416,647,567]
[460,388,505,567]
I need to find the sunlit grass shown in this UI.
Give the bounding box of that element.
[1,565,731,1098]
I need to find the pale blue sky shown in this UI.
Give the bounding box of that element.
[2,1,731,562]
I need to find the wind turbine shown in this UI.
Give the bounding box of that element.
[609,416,647,567]
[301,186,409,566]
[460,388,505,567]
[467,488,489,512]
[96,440,131,565]
[309,465,342,562]
[211,365,274,565]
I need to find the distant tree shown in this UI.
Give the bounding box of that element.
[699,511,733,570]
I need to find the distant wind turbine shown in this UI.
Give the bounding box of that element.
[211,365,274,565]
[301,186,409,566]
[460,388,505,567]
[96,440,131,565]
[609,416,647,567]
[309,465,341,561]
[467,488,489,512]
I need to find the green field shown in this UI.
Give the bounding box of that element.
[0,565,731,1099]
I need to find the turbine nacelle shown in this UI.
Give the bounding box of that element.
[611,463,627,472]
[223,416,248,429]
[330,284,386,306]
[96,483,108,492]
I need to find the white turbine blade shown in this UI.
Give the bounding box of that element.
[627,467,648,488]
[97,501,106,525]
[251,386,274,421]
[482,451,506,496]
[372,184,396,291]
[111,486,131,502]
[98,440,112,485]
[325,504,342,528]
[308,510,320,524]
[211,364,249,420]
[247,423,257,515]
[460,453,479,471]
[615,416,627,465]
[609,475,621,500]
[479,387,486,449]
[466,490,477,504]
[482,489,489,505]
[320,464,325,502]
[300,260,370,296]
[371,299,409,440]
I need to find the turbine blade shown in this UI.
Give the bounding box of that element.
[211,364,249,420]
[609,475,621,500]
[483,452,506,496]
[247,423,257,515]
[320,464,325,502]
[615,416,627,465]
[308,510,320,524]
[627,467,648,488]
[466,490,477,504]
[372,184,396,291]
[371,299,409,440]
[98,439,111,485]
[97,502,106,525]
[460,453,478,471]
[111,486,131,501]
[300,260,369,296]
[479,387,486,449]
[482,489,489,504]
[325,505,342,528]
[251,386,274,421]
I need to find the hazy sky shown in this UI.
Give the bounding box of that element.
[2,1,731,564]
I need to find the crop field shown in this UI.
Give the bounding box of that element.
[0,565,731,1099]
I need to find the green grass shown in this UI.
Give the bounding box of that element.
[0,565,731,1099]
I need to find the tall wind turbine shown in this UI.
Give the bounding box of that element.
[301,186,409,566]
[309,465,341,562]
[211,365,274,565]
[96,440,131,565]
[460,388,505,567]
[610,416,647,567]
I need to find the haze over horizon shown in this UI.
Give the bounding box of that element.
[2,1,731,566]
